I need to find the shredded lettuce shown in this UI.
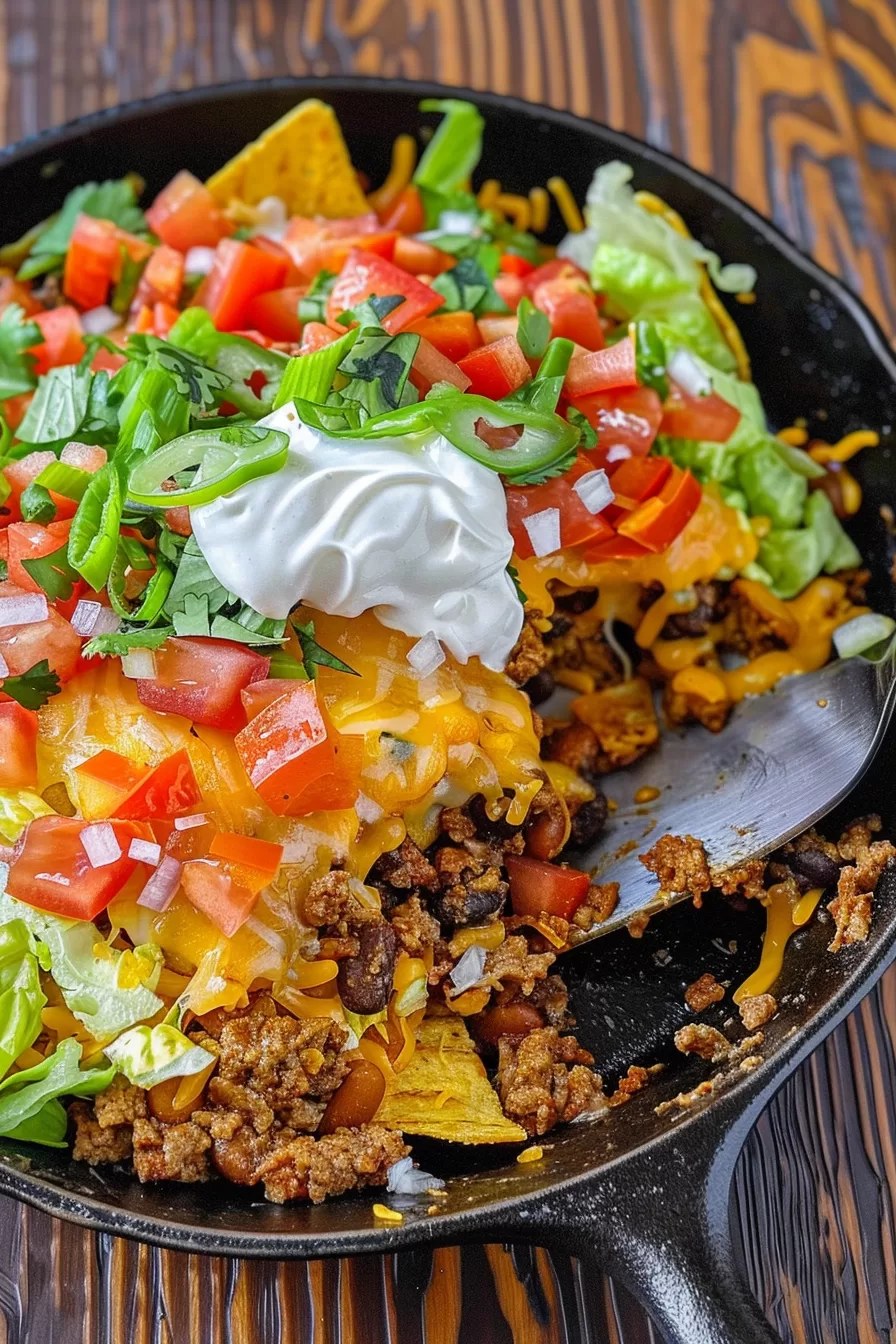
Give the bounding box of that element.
[0,884,163,1040]
[104,1022,214,1089]
[0,1037,115,1147]
[0,921,46,1079]
[757,491,861,599]
[736,440,807,529]
[0,789,53,844]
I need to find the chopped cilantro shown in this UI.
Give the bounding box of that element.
[21,544,79,602]
[24,178,146,269]
[566,406,598,449]
[82,627,174,659]
[507,564,528,606]
[0,304,40,400]
[1,660,61,711]
[293,618,359,678]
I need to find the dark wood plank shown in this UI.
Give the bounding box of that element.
[0,2,894,1340]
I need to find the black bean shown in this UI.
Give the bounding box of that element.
[555,588,598,615]
[544,615,573,642]
[431,886,506,927]
[337,922,398,1015]
[523,668,555,706]
[789,849,842,889]
[568,796,609,849]
[468,794,523,840]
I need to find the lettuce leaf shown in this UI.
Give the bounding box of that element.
[0,788,53,844]
[0,884,163,1039]
[736,440,807,529]
[758,491,861,599]
[0,921,46,1079]
[0,1038,115,1145]
[104,1022,214,1088]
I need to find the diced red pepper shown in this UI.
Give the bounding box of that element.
[181,859,258,938]
[28,306,87,375]
[564,337,637,400]
[145,170,234,252]
[616,466,702,552]
[0,702,37,789]
[326,250,442,333]
[407,312,481,362]
[505,854,590,920]
[532,278,604,351]
[243,286,304,343]
[113,749,202,821]
[135,637,270,731]
[457,335,531,399]
[193,239,288,332]
[408,337,471,396]
[572,386,664,464]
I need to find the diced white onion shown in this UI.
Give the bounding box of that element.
[355,792,384,824]
[80,305,120,335]
[833,613,896,659]
[128,837,161,866]
[0,593,48,627]
[449,943,487,993]
[0,653,7,678]
[668,348,713,399]
[250,195,288,240]
[184,246,217,275]
[607,444,631,463]
[386,1155,446,1195]
[137,856,183,911]
[81,822,122,869]
[573,468,614,515]
[522,507,562,558]
[121,649,156,680]
[174,812,207,831]
[406,631,445,679]
[437,209,479,235]
[70,600,121,638]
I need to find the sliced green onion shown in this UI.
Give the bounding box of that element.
[20,483,56,524]
[503,338,574,415]
[833,613,896,660]
[67,463,123,591]
[268,650,309,680]
[273,326,359,410]
[127,425,290,509]
[34,460,92,502]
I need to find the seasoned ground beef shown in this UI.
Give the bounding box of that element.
[739,994,777,1030]
[432,845,509,926]
[71,1102,134,1164]
[505,614,550,686]
[712,858,768,902]
[373,838,438,893]
[132,1117,212,1183]
[660,582,728,638]
[213,1003,349,1110]
[484,934,555,995]
[526,974,572,1029]
[390,895,440,956]
[674,1023,729,1060]
[304,870,354,926]
[607,1064,650,1108]
[684,973,725,1012]
[496,1027,599,1135]
[256,1125,408,1205]
[828,816,895,951]
[543,719,610,779]
[640,834,712,906]
[94,1077,147,1127]
[572,881,620,930]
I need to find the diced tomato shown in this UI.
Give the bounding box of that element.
[28,305,86,375]
[476,315,518,345]
[323,213,382,238]
[61,442,108,473]
[282,217,397,280]
[3,394,32,431]
[572,386,664,464]
[193,239,288,332]
[607,455,672,500]
[0,702,37,788]
[298,322,338,353]
[7,815,141,919]
[63,216,151,311]
[493,273,525,311]
[408,337,471,396]
[240,677,302,720]
[72,749,147,820]
[377,185,426,234]
[407,312,481,362]
[505,854,590,921]
[152,815,217,864]
[129,304,153,334]
[181,858,259,937]
[152,302,180,338]
[251,235,303,287]
[235,680,332,810]
[90,345,127,373]
[0,276,40,317]
[524,258,590,295]
[499,253,537,278]
[113,748,202,821]
[2,452,57,524]
[532,279,604,350]
[505,459,615,558]
[457,335,531,399]
[326,251,442,334]
[660,382,741,443]
[145,170,234,252]
[133,244,184,310]
[392,236,454,276]
[243,286,304,343]
[564,337,637,400]
[311,231,398,278]
[582,533,653,562]
[279,218,327,275]
[7,522,74,590]
[0,582,81,682]
[135,637,270,730]
[616,467,702,552]
[208,832,283,886]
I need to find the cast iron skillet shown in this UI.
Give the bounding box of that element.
[0,78,894,1344]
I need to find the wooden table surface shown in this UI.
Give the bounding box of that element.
[1,1,896,1340]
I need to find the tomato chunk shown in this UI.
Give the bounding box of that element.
[145,170,234,252]
[63,216,151,310]
[135,637,270,731]
[377,185,426,235]
[28,306,86,375]
[7,815,141,919]
[0,702,37,788]
[457,335,531,399]
[392,236,454,276]
[564,337,637,400]
[532,279,604,351]
[1,454,57,524]
[326,250,442,333]
[298,321,338,353]
[113,748,202,821]
[499,253,536,278]
[505,458,615,558]
[407,312,481,362]
[505,854,590,920]
[660,383,741,443]
[572,386,664,464]
[180,858,258,938]
[134,244,184,309]
[408,337,471,396]
[243,286,304,343]
[72,749,147,820]
[194,239,288,332]
[0,582,81,682]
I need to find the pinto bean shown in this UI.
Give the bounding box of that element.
[319,1061,386,1134]
[525,788,570,861]
[789,848,842,889]
[337,921,398,1015]
[474,1001,545,1048]
[147,1076,207,1124]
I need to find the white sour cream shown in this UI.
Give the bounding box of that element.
[190,404,524,670]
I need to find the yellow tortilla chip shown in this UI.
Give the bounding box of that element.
[374,1008,526,1144]
[206,99,369,219]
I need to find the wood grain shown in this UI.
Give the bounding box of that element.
[1,1,895,1339]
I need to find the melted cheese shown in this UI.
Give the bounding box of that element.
[734,885,824,1002]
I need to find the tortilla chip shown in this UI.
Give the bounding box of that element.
[374,1008,526,1144]
[206,99,369,219]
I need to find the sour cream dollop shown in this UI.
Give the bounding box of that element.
[190,404,524,670]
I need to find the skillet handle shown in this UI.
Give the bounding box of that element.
[495,1105,782,1343]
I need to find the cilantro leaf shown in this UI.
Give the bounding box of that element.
[20,483,56,524]
[210,612,287,645]
[0,304,40,400]
[21,544,79,602]
[516,296,551,360]
[16,364,91,444]
[28,179,146,263]
[163,536,231,618]
[566,406,598,449]
[172,592,211,638]
[509,446,578,486]
[0,560,6,581]
[83,627,174,659]
[293,618,359,678]
[432,250,508,317]
[2,660,60,711]
[507,564,528,606]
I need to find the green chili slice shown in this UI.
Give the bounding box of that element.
[67,463,123,591]
[127,425,290,509]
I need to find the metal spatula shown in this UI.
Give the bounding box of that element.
[567,651,896,943]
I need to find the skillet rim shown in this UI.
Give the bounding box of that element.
[0,73,894,1258]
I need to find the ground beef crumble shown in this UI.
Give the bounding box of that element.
[483,935,555,996]
[505,613,550,686]
[674,1023,730,1061]
[496,1027,600,1135]
[739,994,777,1030]
[684,973,725,1012]
[828,815,895,951]
[640,834,712,906]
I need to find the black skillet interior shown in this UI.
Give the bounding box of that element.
[0,78,894,1263]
